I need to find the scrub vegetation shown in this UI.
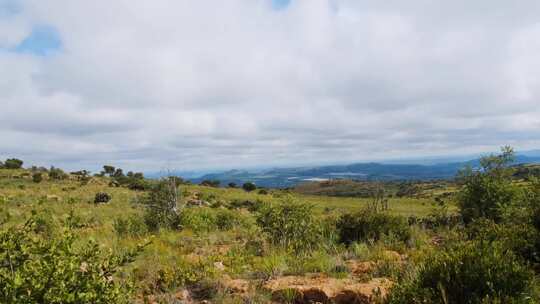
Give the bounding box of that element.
[1,147,540,303]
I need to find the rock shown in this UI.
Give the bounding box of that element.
[186,199,210,207]
[346,260,375,275]
[222,277,250,294]
[264,274,392,304]
[46,195,61,202]
[174,289,192,301]
[214,261,225,271]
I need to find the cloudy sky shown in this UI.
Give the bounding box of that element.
[1,0,540,172]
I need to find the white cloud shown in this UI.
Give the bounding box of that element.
[1,0,540,172]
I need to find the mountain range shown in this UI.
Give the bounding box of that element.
[188,151,540,188]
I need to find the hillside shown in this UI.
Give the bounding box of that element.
[2,148,540,303]
[191,154,540,188]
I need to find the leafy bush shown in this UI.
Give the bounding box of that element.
[242,182,257,192]
[256,196,322,253]
[94,192,111,204]
[49,166,68,180]
[4,158,23,169]
[0,219,144,303]
[140,179,181,231]
[388,241,534,304]
[457,147,518,223]
[336,210,411,245]
[113,215,148,237]
[32,172,43,183]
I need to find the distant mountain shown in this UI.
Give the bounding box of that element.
[189,154,540,188]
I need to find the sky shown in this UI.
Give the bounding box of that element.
[1,0,540,173]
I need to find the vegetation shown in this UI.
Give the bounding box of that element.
[1,147,540,303]
[3,158,23,169]
[242,182,257,192]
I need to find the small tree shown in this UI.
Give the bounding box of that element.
[228,182,237,188]
[140,177,182,231]
[4,158,23,169]
[242,182,257,192]
[103,165,115,176]
[458,146,517,223]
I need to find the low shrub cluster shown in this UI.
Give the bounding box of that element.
[336,209,411,245]
[388,241,534,304]
[256,196,322,253]
[94,192,111,204]
[0,218,144,303]
[113,215,148,237]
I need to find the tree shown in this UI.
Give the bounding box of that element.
[228,182,237,188]
[242,182,257,192]
[103,165,115,176]
[457,146,517,223]
[4,158,23,169]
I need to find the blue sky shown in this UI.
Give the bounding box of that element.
[13,25,61,56]
[272,0,290,9]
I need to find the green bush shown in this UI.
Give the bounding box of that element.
[32,173,43,183]
[256,196,322,253]
[336,210,411,245]
[388,241,534,304]
[457,147,518,223]
[0,219,144,303]
[49,166,68,180]
[4,158,23,169]
[242,182,257,192]
[94,192,111,204]
[113,215,148,237]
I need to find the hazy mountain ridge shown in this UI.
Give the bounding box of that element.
[190,154,540,188]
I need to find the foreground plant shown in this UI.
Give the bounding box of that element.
[0,217,147,303]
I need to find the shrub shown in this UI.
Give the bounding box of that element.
[457,146,518,223]
[256,196,322,253]
[242,182,257,192]
[258,189,269,195]
[94,192,112,204]
[0,218,145,303]
[113,215,148,237]
[140,179,181,231]
[32,172,43,183]
[227,182,237,188]
[49,166,68,180]
[336,210,411,245]
[388,241,534,304]
[4,158,23,169]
